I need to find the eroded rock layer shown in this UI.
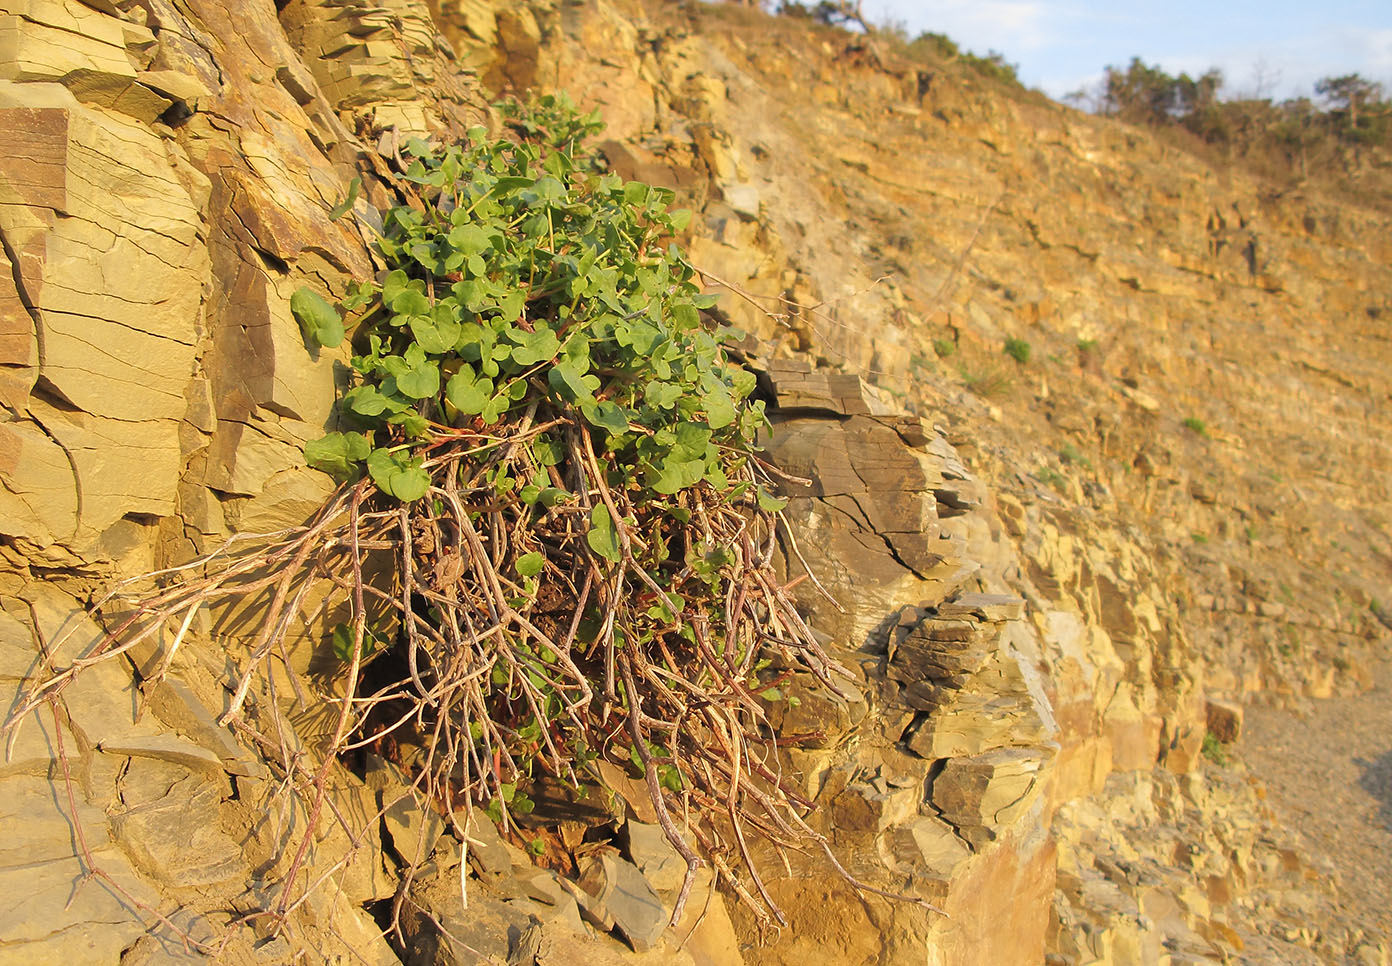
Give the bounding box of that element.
[0,1,1388,964]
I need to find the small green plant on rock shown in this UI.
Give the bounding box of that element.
[6,94,909,933]
[1003,336,1031,364]
[960,362,1012,397]
[1035,466,1067,491]
[1201,731,1229,766]
[1182,415,1209,437]
[1058,442,1091,468]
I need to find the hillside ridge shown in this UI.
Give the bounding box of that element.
[0,1,1387,964]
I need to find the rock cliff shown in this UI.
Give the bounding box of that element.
[0,1,1388,964]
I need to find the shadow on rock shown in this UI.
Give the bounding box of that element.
[1355,749,1392,830]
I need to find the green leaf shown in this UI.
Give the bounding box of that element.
[498,289,526,321]
[480,393,510,425]
[447,223,493,257]
[331,622,380,662]
[643,380,682,410]
[549,360,596,405]
[617,319,662,355]
[757,486,789,512]
[343,385,396,418]
[702,386,737,429]
[388,408,429,438]
[586,504,621,562]
[367,447,431,502]
[523,177,566,208]
[409,308,463,355]
[304,431,370,478]
[445,369,493,415]
[393,344,441,399]
[515,552,545,578]
[538,487,570,507]
[649,456,705,495]
[532,434,565,466]
[328,176,362,221]
[669,300,700,330]
[730,367,758,399]
[382,270,409,306]
[290,287,345,348]
[387,286,430,316]
[671,423,712,460]
[451,278,489,313]
[581,399,629,434]
[508,327,560,366]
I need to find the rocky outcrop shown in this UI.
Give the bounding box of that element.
[748,362,1059,966]
[0,0,1388,964]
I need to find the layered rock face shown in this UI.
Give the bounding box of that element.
[1,1,1388,965]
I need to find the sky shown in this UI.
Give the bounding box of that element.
[858,0,1392,103]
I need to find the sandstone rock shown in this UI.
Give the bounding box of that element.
[761,358,898,416]
[574,850,667,953]
[0,852,157,963]
[402,875,539,966]
[890,616,1002,706]
[623,821,686,895]
[760,381,985,644]
[930,747,1047,835]
[464,809,515,885]
[366,753,444,867]
[903,647,1052,760]
[110,760,244,897]
[937,593,1027,622]
[1205,698,1243,744]
[667,869,744,966]
[97,733,222,774]
[142,676,265,778]
[830,777,921,838]
[0,79,206,559]
[889,814,971,878]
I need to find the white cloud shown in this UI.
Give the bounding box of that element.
[865,0,1063,52]
[1350,27,1392,77]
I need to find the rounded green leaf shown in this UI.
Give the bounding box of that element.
[580,399,630,434]
[649,456,705,495]
[290,287,345,348]
[508,327,560,366]
[342,385,396,418]
[643,379,682,410]
[445,369,493,415]
[388,286,430,316]
[515,552,545,578]
[394,344,441,399]
[586,504,621,562]
[447,223,492,257]
[366,447,431,502]
[531,434,565,466]
[304,431,370,479]
[701,387,737,430]
[409,311,463,355]
[757,486,789,512]
[549,360,596,405]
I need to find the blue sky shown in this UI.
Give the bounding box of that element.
[859,0,1392,102]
